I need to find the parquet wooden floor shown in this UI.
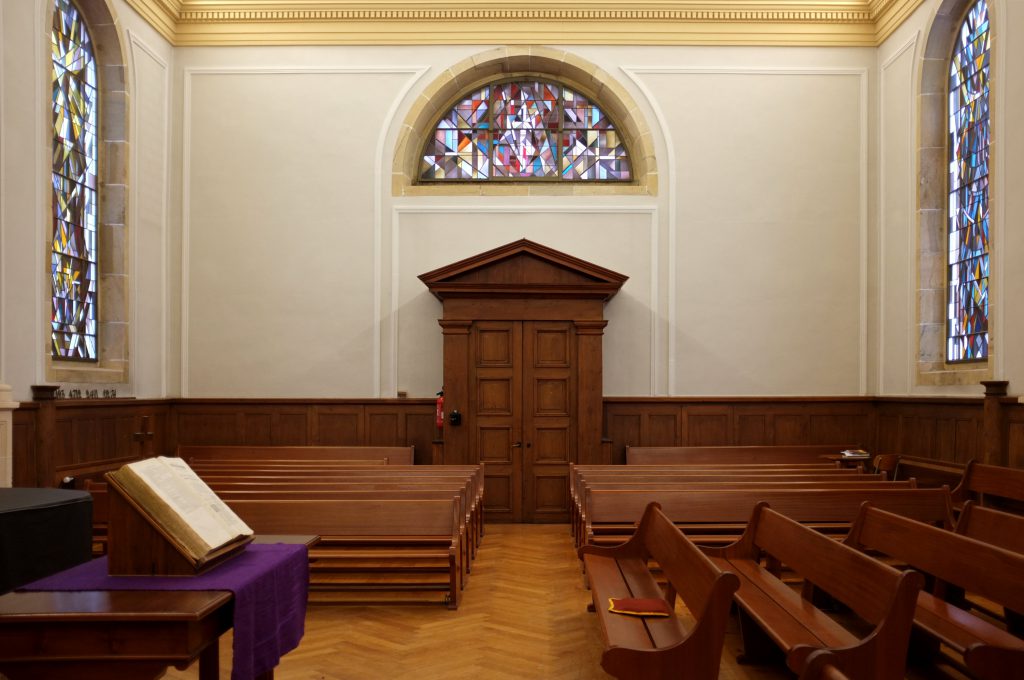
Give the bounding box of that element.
[162,524,795,680]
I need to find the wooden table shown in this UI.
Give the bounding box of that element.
[0,589,239,680]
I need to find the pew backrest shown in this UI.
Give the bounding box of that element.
[891,455,966,488]
[586,487,952,527]
[227,498,458,536]
[953,460,1024,510]
[955,500,1024,554]
[626,445,858,465]
[846,503,1024,615]
[181,445,416,465]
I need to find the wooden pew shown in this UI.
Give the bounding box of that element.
[577,502,739,680]
[572,478,914,545]
[214,487,474,577]
[954,500,1024,634]
[581,487,953,549]
[196,467,485,545]
[194,465,484,526]
[952,460,1024,512]
[874,455,967,488]
[701,503,923,680]
[842,503,1024,680]
[956,499,1024,552]
[190,459,388,468]
[625,445,859,465]
[569,464,870,537]
[571,469,891,543]
[228,498,463,609]
[181,445,415,465]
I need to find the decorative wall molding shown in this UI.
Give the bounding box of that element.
[123,0,926,46]
[619,66,869,396]
[180,66,426,397]
[128,31,172,397]
[877,34,919,395]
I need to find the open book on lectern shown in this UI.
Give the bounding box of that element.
[106,456,253,563]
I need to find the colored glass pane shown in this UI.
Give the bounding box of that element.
[51,0,98,360]
[420,79,630,181]
[947,0,990,363]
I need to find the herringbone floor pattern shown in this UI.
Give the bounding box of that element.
[164,524,793,679]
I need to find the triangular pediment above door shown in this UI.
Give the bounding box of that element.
[418,238,628,300]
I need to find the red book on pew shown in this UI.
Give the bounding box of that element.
[608,597,673,617]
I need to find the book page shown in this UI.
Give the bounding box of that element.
[122,457,239,553]
[161,456,253,537]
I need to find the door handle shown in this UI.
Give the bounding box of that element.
[512,442,522,448]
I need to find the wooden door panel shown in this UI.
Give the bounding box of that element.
[477,327,515,366]
[477,379,514,415]
[532,472,570,519]
[533,328,571,367]
[534,379,570,415]
[471,321,522,522]
[523,321,575,522]
[478,426,514,463]
[534,428,569,463]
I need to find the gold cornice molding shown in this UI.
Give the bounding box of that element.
[122,0,928,46]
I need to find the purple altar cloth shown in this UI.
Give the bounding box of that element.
[19,543,308,680]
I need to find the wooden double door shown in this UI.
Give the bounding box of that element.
[472,320,576,523]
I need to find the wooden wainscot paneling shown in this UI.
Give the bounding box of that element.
[365,404,437,465]
[601,400,684,464]
[731,401,872,446]
[169,399,436,462]
[12,405,38,487]
[684,405,732,446]
[873,397,984,463]
[14,399,169,487]
[602,398,877,464]
[172,401,313,446]
[1008,403,1024,469]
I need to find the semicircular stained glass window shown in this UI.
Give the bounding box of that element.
[947,0,990,362]
[51,0,99,361]
[420,80,631,182]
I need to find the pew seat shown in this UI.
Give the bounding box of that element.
[578,502,739,680]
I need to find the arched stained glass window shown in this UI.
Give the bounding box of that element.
[420,80,631,182]
[51,0,98,361]
[947,0,990,363]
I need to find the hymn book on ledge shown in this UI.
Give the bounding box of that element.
[105,456,254,573]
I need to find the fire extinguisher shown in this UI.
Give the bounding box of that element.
[435,390,445,430]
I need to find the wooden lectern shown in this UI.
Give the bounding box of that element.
[105,473,251,576]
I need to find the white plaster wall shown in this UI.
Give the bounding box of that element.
[632,63,868,395]
[1,0,47,402]
[180,64,415,397]
[169,44,878,398]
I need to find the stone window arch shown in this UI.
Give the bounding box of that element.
[48,0,129,384]
[917,0,993,386]
[393,47,656,196]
